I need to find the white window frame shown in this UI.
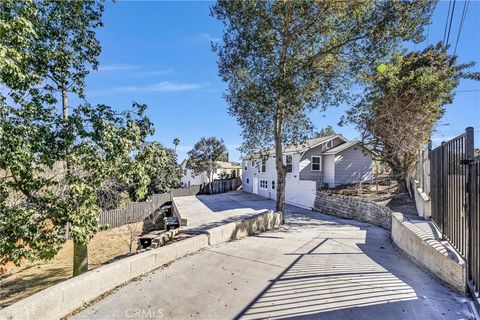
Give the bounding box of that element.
[259,179,268,189]
[311,156,321,171]
[285,155,293,173]
[271,180,275,189]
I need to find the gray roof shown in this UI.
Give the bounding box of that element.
[243,135,347,159]
[322,141,371,155]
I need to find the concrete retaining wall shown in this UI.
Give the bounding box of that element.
[314,191,392,230]
[391,212,466,293]
[205,210,282,245]
[412,180,431,219]
[0,210,279,320]
[314,191,465,293]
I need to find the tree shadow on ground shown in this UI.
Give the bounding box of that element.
[234,210,472,320]
[0,266,69,308]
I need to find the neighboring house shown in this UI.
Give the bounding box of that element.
[241,135,373,209]
[180,160,242,187]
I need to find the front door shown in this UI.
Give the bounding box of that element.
[252,178,259,194]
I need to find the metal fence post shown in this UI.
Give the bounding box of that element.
[465,127,475,291]
[441,141,447,240]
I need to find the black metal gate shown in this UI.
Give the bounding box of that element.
[429,127,478,307]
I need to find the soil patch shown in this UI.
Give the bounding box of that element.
[0,221,144,308]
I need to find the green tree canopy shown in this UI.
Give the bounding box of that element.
[0,1,158,276]
[131,142,182,200]
[342,43,479,191]
[186,137,227,192]
[212,0,435,212]
[314,125,336,138]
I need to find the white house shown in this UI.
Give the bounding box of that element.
[241,135,373,209]
[180,160,242,187]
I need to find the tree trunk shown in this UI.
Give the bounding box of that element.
[396,178,408,194]
[73,241,88,276]
[392,167,408,194]
[275,131,286,223]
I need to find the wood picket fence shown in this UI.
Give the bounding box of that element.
[99,178,241,228]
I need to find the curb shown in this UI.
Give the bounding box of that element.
[0,210,281,320]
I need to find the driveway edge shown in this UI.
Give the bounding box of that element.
[0,210,281,320]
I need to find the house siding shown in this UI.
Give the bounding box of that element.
[323,154,335,187]
[299,137,345,182]
[333,146,373,186]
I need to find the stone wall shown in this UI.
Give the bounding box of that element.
[313,191,392,230]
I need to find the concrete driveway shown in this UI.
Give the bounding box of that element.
[72,192,474,320]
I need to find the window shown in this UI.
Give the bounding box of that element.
[261,159,266,172]
[246,178,249,184]
[272,181,275,189]
[231,170,236,178]
[260,180,268,189]
[311,156,321,171]
[285,155,293,173]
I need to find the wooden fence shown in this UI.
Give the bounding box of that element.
[99,178,241,228]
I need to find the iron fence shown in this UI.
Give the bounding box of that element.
[430,132,468,256]
[429,127,478,306]
[468,157,479,304]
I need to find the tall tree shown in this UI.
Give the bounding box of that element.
[173,137,180,153]
[130,142,182,200]
[0,1,156,276]
[212,0,436,213]
[36,0,105,276]
[342,44,479,192]
[186,137,227,193]
[314,125,336,138]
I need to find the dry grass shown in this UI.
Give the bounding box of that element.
[0,222,145,308]
[324,177,418,216]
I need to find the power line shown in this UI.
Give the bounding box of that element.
[445,0,457,46]
[453,0,470,55]
[455,89,480,93]
[443,0,453,44]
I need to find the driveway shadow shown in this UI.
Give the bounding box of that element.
[234,210,472,320]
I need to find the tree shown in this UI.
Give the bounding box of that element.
[0,101,154,275]
[212,0,435,213]
[0,1,156,276]
[173,137,180,153]
[342,44,479,192]
[130,142,182,201]
[314,125,336,138]
[0,0,39,98]
[186,137,227,193]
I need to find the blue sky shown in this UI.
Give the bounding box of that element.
[83,1,480,162]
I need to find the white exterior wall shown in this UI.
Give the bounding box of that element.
[323,154,336,187]
[181,163,241,188]
[285,178,317,209]
[181,167,209,187]
[242,153,316,208]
